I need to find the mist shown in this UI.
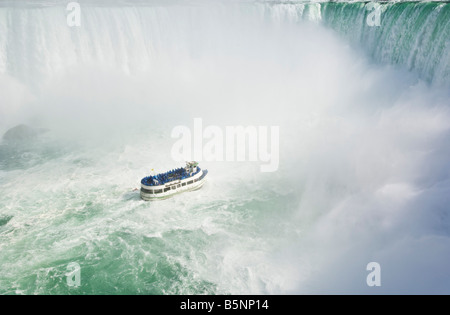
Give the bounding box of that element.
[0,1,449,294]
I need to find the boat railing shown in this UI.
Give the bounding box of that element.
[141,167,202,186]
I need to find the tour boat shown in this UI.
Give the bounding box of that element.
[140,161,208,201]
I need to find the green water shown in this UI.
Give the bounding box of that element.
[0,1,449,294]
[0,134,301,294]
[320,1,450,86]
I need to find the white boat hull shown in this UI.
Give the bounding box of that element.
[140,169,207,201]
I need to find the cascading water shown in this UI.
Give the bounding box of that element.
[0,1,449,294]
[260,1,450,87]
[1,1,448,88]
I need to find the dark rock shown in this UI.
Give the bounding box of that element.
[2,124,48,142]
[0,215,13,227]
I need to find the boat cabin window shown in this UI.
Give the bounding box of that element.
[164,187,170,192]
[141,188,153,194]
[182,183,186,186]
[187,180,193,184]
[154,189,162,194]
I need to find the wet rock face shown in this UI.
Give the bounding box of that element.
[2,124,46,142]
[0,215,13,227]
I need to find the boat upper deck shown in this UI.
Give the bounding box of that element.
[141,167,201,186]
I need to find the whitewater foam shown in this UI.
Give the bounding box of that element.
[0,0,449,294]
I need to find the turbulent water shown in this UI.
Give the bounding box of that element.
[0,0,450,294]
